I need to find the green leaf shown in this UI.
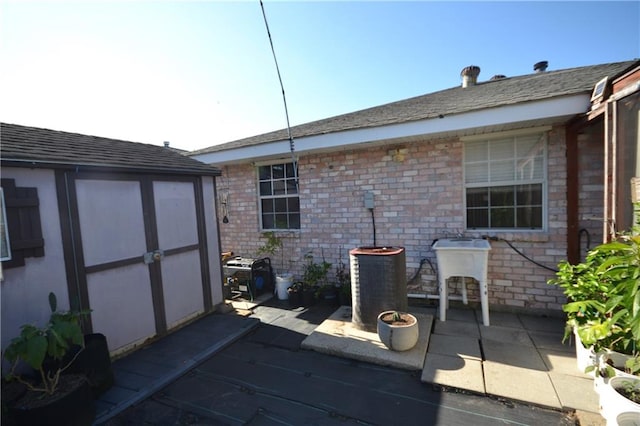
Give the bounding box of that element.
[24,335,47,370]
[46,328,68,359]
[48,292,57,313]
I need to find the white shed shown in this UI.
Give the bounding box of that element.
[1,123,224,357]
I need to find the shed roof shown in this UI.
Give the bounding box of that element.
[1,123,220,176]
[191,60,638,156]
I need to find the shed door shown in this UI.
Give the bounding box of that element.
[73,176,206,355]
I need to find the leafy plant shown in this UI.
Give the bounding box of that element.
[380,311,414,325]
[615,379,640,404]
[3,293,88,395]
[335,251,349,286]
[302,251,331,289]
[626,355,640,376]
[256,231,286,274]
[549,205,640,360]
[332,248,350,302]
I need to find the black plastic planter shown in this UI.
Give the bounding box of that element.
[288,289,302,307]
[10,374,95,426]
[67,333,114,397]
[302,287,317,307]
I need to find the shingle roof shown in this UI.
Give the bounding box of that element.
[191,60,638,155]
[1,123,220,176]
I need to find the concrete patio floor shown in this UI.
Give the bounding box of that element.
[96,297,595,425]
[302,304,602,425]
[423,306,599,415]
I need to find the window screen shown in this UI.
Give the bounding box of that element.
[258,163,300,230]
[464,133,546,230]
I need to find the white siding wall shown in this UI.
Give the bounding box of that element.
[203,176,224,306]
[1,168,69,352]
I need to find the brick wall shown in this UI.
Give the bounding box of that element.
[216,126,590,314]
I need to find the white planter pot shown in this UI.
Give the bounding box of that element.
[377,311,419,352]
[599,375,640,425]
[603,350,635,368]
[595,366,637,396]
[594,351,635,395]
[574,327,597,374]
[275,273,293,300]
[615,411,640,426]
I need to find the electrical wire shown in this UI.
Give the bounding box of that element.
[259,0,299,188]
[369,208,376,246]
[406,257,437,285]
[579,228,591,259]
[499,238,559,273]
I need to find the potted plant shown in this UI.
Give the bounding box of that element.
[377,310,419,351]
[549,208,640,376]
[301,251,331,307]
[3,292,96,425]
[257,232,293,299]
[598,376,640,423]
[64,332,114,397]
[287,282,304,307]
[549,246,612,371]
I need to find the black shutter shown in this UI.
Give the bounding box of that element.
[1,178,45,268]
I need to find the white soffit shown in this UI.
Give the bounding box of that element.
[192,94,590,165]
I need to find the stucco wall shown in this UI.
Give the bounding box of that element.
[203,176,224,306]
[1,167,69,351]
[217,127,581,313]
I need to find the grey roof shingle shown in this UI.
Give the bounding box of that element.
[1,123,220,176]
[191,60,637,155]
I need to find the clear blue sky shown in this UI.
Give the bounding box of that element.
[1,1,638,151]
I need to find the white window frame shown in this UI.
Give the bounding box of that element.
[462,127,549,232]
[256,161,300,231]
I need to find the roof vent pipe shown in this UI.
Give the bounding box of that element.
[164,141,170,148]
[461,65,481,88]
[534,61,548,73]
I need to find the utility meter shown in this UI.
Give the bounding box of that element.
[364,191,374,209]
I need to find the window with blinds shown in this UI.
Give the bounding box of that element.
[464,132,546,230]
[258,162,300,230]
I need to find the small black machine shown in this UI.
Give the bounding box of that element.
[223,256,273,301]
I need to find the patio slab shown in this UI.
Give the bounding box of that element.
[538,347,593,378]
[518,314,565,333]
[229,291,274,311]
[427,333,482,361]
[477,310,523,328]
[441,307,477,323]
[482,339,547,371]
[479,324,534,346]
[433,319,480,338]
[548,372,600,413]
[421,352,485,394]
[483,361,562,409]
[528,330,571,352]
[301,306,433,371]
